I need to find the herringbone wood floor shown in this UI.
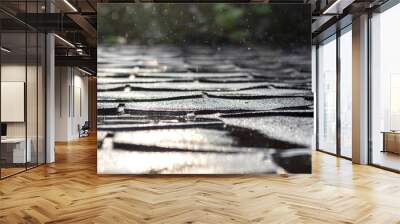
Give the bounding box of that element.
[1,135,400,224]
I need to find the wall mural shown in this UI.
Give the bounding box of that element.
[97,3,312,174]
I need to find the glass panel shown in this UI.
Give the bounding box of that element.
[371,4,400,171]
[0,1,46,178]
[317,36,337,154]
[38,32,45,165]
[26,0,39,169]
[1,14,28,177]
[339,28,352,158]
[27,30,38,169]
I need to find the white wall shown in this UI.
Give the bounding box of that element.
[55,67,89,141]
[1,65,25,81]
[1,65,28,138]
[1,82,25,122]
[1,64,26,140]
[71,73,89,138]
[55,66,69,141]
[1,63,46,164]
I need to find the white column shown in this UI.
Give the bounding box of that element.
[352,14,369,164]
[46,33,55,163]
[46,0,56,163]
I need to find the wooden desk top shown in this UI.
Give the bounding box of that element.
[1,138,29,143]
[381,131,400,134]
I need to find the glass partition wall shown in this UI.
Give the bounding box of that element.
[0,29,27,177]
[370,3,400,171]
[0,3,46,179]
[317,35,337,155]
[339,26,352,159]
[316,25,353,159]
[316,0,400,171]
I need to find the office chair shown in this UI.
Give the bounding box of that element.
[79,121,90,138]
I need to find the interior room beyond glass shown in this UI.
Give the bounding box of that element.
[370,3,400,171]
[0,2,46,179]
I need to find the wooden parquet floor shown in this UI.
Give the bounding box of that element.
[1,135,400,224]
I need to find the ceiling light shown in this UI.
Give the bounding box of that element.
[1,47,11,53]
[54,34,75,48]
[78,67,92,76]
[323,0,354,15]
[76,48,85,55]
[63,0,78,12]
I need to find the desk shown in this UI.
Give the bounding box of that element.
[1,138,31,163]
[382,131,400,155]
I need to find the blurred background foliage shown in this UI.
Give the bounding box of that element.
[98,4,310,49]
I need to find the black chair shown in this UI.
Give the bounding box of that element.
[79,121,90,138]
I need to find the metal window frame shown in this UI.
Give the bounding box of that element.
[315,20,353,161]
[315,0,400,173]
[367,0,400,173]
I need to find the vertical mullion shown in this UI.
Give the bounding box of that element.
[316,44,320,150]
[44,3,47,164]
[69,69,71,118]
[36,0,39,167]
[336,30,341,157]
[367,11,373,165]
[25,0,28,171]
[0,20,2,179]
[60,68,62,117]
[73,69,75,118]
[44,0,48,164]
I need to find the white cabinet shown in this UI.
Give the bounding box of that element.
[1,138,32,163]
